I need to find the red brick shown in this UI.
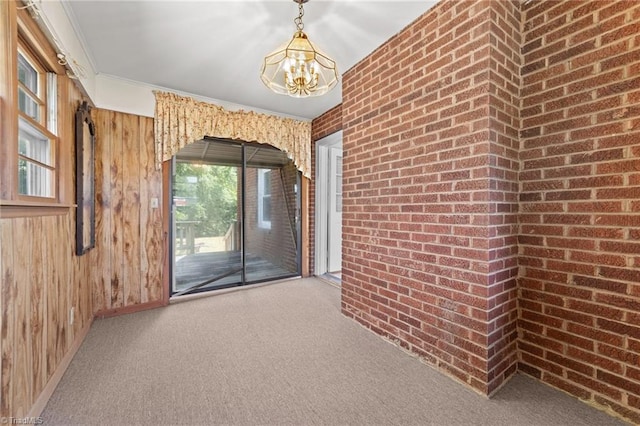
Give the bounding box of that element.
[566,371,622,401]
[573,276,628,295]
[599,1,634,20]
[597,318,640,340]
[598,342,640,367]
[547,260,597,276]
[566,299,624,321]
[595,293,640,311]
[600,240,640,255]
[566,323,624,348]
[597,369,640,395]
[544,282,591,300]
[600,266,640,283]
[544,373,592,400]
[546,327,595,351]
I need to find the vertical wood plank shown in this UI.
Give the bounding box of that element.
[94,109,111,313]
[57,77,72,204]
[110,111,124,309]
[139,117,151,303]
[145,116,164,303]
[82,224,94,331]
[30,217,45,403]
[40,219,49,388]
[57,215,69,363]
[65,84,76,345]
[70,221,79,348]
[46,218,59,381]
[0,220,15,416]
[122,113,141,306]
[66,82,89,333]
[12,217,32,416]
[63,214,76,346]
[148,136,166,303]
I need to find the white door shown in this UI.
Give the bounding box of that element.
[315,131,342,277]
[328,146,342,273]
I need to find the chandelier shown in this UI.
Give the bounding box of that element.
[260,0,339,98]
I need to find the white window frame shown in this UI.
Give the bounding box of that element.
[16,45,58,200]
[257,168,272,230]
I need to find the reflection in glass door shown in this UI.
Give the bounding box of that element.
[244,145,300,283]
[171,139,301,296]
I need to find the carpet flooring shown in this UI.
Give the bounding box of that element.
[41,278,629,425]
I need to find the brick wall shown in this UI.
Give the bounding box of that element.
[519,1,640,423]
[339,0,521,395]
[312,0,640,421]
[312,103,343,142]
[310,104,343,275]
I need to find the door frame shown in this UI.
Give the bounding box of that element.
[315,131,342,276]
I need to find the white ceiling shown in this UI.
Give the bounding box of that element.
[64,0,438,120]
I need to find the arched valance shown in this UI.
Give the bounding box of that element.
[153,91,312,178]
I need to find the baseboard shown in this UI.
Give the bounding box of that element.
[27,318,93,418]
[94,300,167,319]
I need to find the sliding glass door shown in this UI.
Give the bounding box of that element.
[171,139,300,296]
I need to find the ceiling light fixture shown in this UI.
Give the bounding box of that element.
[260,0,339,98]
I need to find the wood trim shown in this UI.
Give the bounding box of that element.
[0,202,75,219]
[26,317,93,418]
[0,0,18,200]
[301,176,310,277]
[16,6,65,75]
[94,299,167,319]
[57,76,73,204]
[162,160,172,305]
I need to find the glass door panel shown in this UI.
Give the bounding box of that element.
[244,145,300,283]
[172,141,243,295]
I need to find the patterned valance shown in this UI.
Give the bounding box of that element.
[153,91,312,178]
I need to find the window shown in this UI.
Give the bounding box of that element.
[257,168,271,229]
[16,46,57,199]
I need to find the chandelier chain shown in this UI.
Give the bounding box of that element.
[294,2,305,31]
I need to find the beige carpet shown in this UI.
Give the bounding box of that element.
[42,278,628,425]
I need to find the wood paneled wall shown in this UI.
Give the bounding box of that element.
[0,1,164,417]
[0,215,92,415]
[0,102,165,418]
[93,109,164,314]
[0,77,94,417]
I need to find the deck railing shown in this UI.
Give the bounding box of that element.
[175,220,199,254]
[224,220,240,251]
